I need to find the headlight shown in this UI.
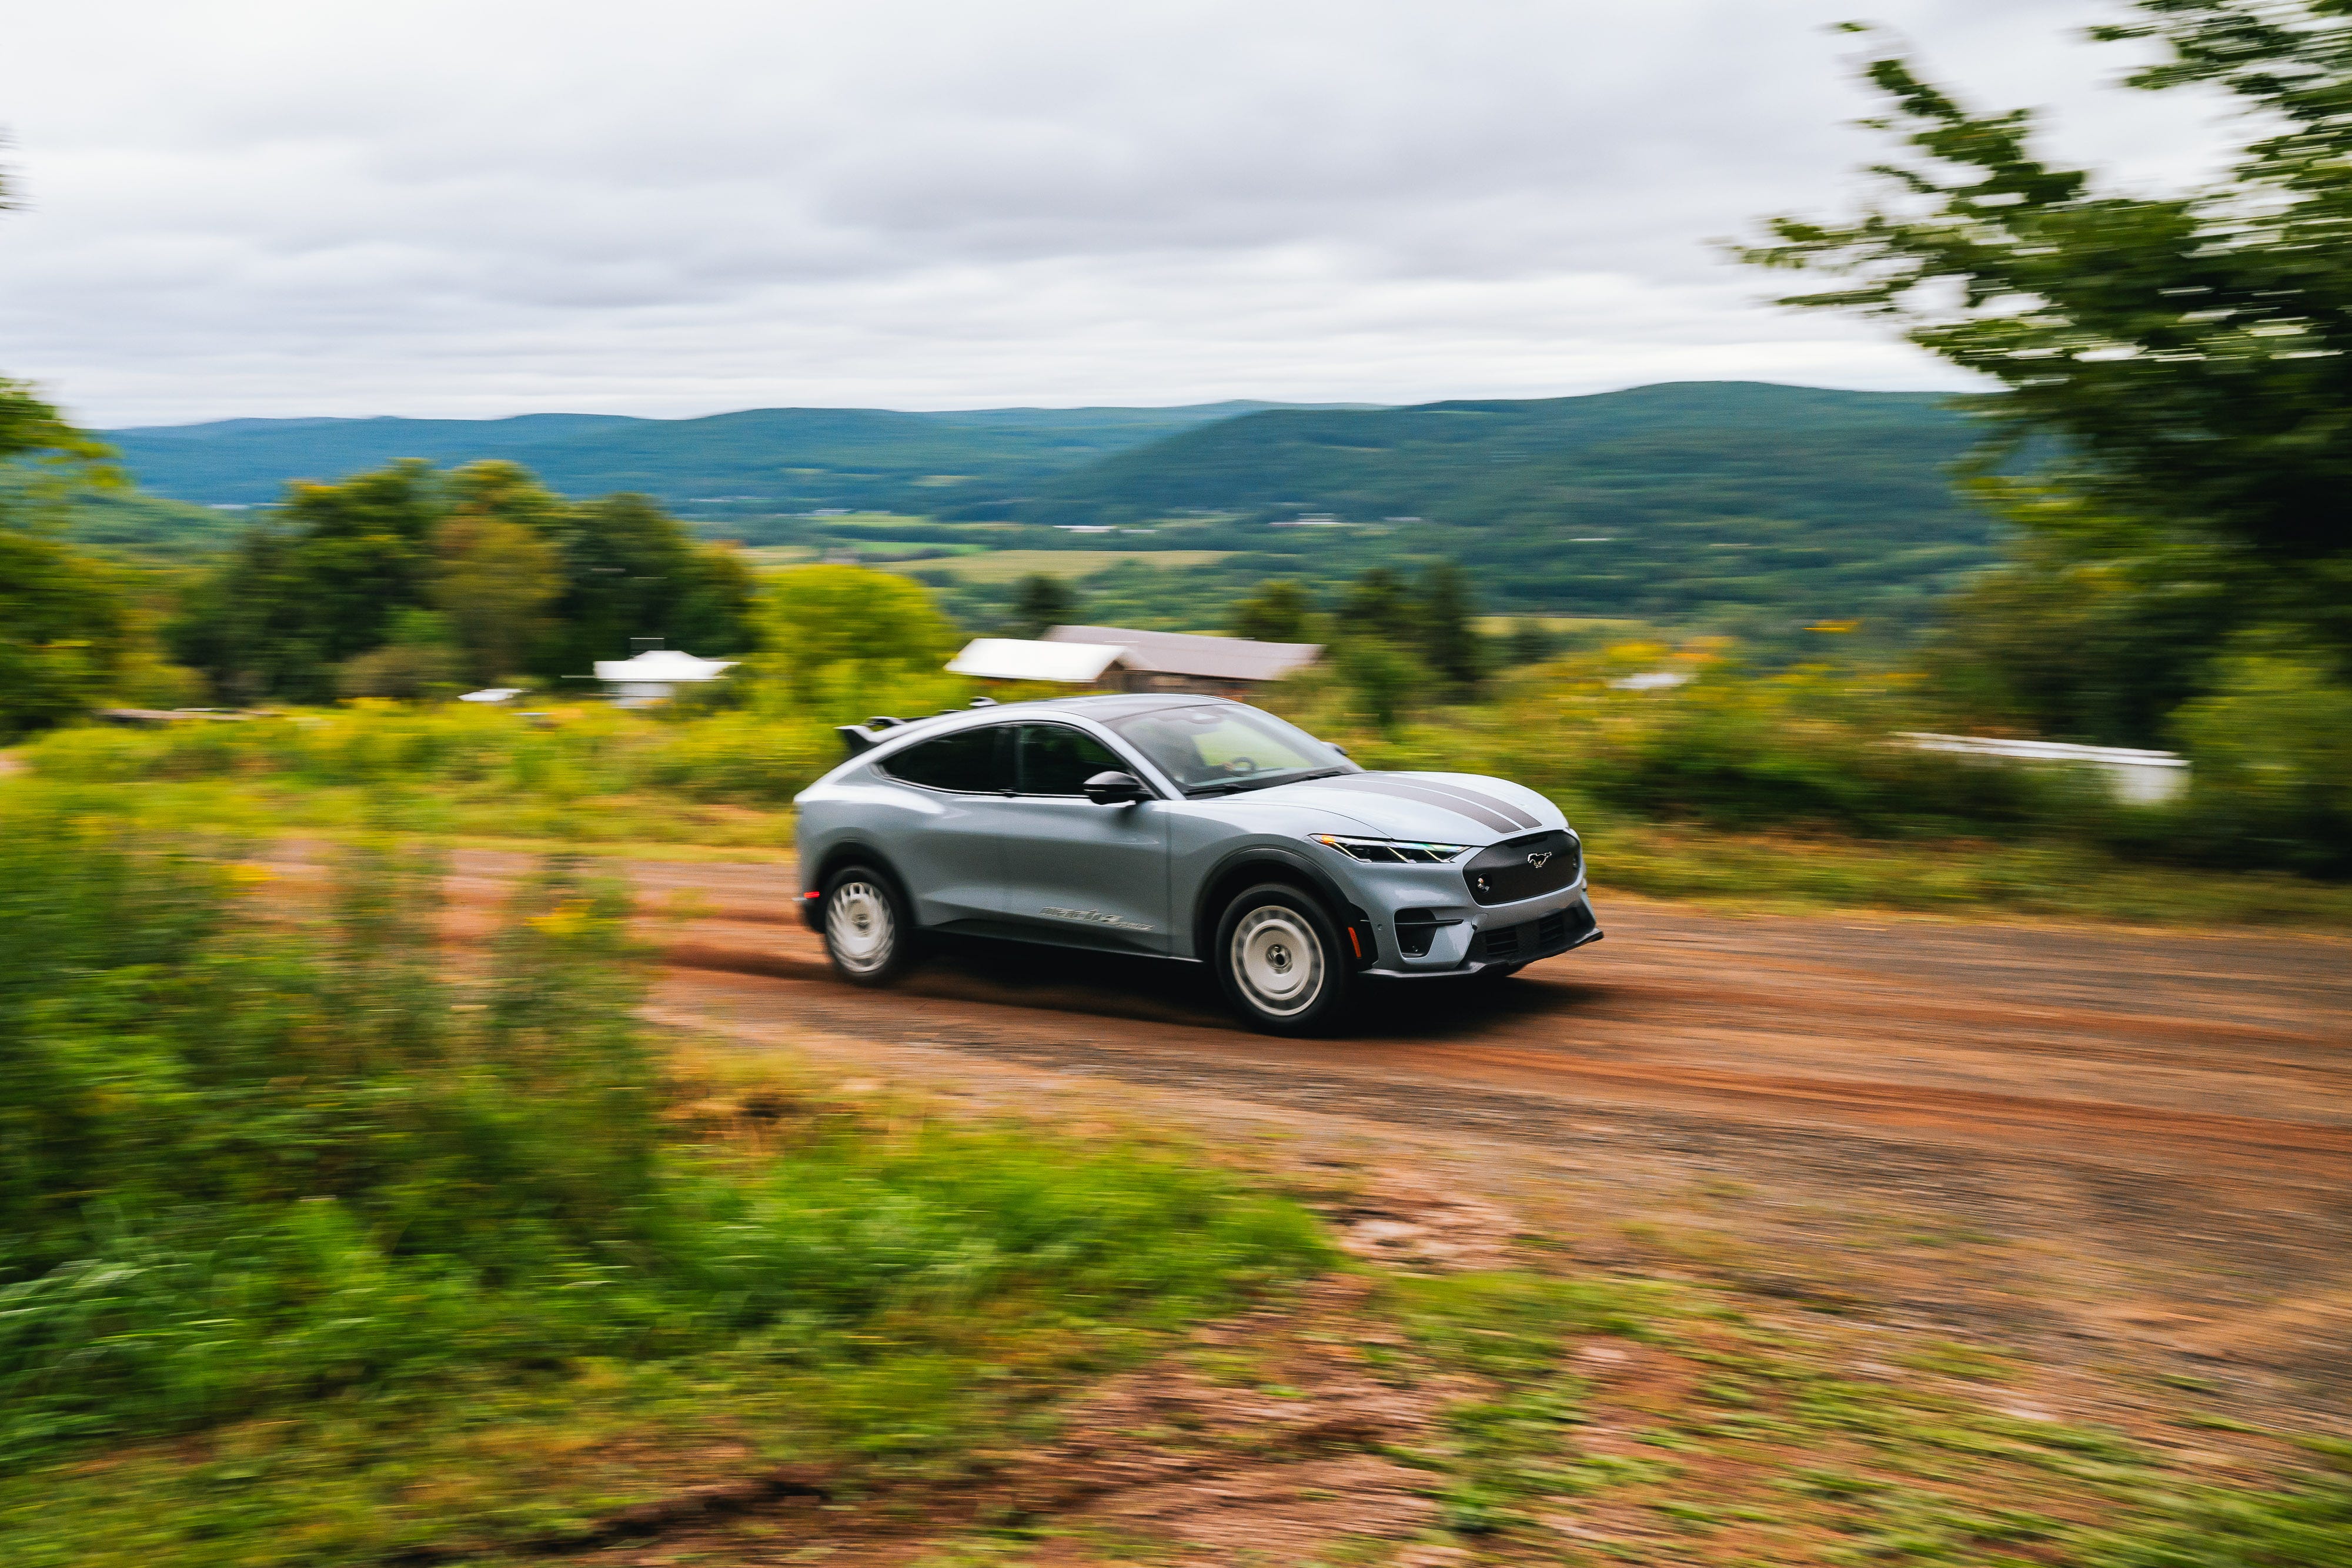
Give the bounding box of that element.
[1309,833,1476,864]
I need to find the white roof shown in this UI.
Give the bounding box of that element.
[592,650,737,682]
[946,637,1125,683]
[1043,624,1322,683]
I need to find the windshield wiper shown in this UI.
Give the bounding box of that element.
[1189,766,1349,798]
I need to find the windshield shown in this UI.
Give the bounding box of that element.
[1105,703,1351,795]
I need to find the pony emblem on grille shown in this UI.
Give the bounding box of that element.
[1526,851,1553,868]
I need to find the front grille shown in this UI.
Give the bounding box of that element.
[1463,831,1581,906]
[1474,900,1596,965]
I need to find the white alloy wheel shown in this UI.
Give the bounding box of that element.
[1229,904,1325,1018]
[826,879,896,974]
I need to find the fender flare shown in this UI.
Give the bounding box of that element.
[804,841,914,932]
[1192,844,1375,968]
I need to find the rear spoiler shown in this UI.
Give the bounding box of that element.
[835,698,1001,757]
[835,717,908,755]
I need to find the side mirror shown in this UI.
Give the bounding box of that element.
[1082,770,1147,805]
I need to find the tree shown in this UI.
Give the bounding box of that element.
[433,513,561,686]
[168,462,755,703]
[1336,638,1418,736]
[537,490,755,681]
[1339,569,1418,646]
[1230,579,1314,643]
[1506,618,1559,667]
[1416,561,1484,696]
[0,379,134,737]
[757,564,958,713]
[1740,0,2352,728]
[167,462,439,704]
[338,609,463,701]
[1008,573,1077,640]
[0,530,131,737]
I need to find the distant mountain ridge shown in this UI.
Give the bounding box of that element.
[87,382,2001,628]
[98,402,1345,510]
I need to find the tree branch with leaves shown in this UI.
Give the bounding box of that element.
[1742,2,2352,569]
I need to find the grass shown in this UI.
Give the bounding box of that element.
[0,803,1329,1567]
[5,793,2345,1566]
[1598,818,2352,926]
[1381,1270,2352,1564]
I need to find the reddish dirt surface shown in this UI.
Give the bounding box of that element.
[425,851,2352,1389]
[274,847,2352,1562]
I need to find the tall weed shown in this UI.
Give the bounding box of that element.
[0,797,1324,1470]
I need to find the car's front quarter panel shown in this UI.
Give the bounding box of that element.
[1164,801,1374,961]
[1176,773,1591,974]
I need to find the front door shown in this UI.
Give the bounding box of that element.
[995,723,1171,953]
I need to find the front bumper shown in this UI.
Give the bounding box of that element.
[1326,849,1602,977]
[1358,894,1602,978]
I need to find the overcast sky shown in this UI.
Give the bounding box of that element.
[0,1,2233,427]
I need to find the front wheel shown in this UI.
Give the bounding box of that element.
[1214,883,1355,1036]
[820,865,918,987]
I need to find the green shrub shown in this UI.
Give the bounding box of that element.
[0,797,1326,1478]
[17,703,854,810]
[2172,645,2352,876]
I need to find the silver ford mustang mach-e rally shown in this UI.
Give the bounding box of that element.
[793,693,1601,1034]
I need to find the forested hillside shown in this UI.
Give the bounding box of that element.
[102,402,1308,511]
[1013,382,1997,620]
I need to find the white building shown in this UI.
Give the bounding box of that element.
[593,648,738,706]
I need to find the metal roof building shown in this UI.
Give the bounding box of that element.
[1044,625,1322,695]
[943,626,1322,696]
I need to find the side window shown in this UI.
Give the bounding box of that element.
[1016,724,1128,797]
[881,726,1005,793]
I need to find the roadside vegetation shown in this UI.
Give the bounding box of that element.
[17,626,2352,925]
[0,799,1327,1565]
[1383,1272,2352,1567]
[6,800,2347,1566]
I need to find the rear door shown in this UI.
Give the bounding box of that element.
[872,724,1013,927]
[995,722,1171,953]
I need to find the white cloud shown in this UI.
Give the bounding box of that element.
[0,0,2234,425]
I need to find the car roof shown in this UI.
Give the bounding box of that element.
[896,692,1230,731]
[847,691,1232,757]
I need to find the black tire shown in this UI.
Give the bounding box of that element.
[819,864,919,987]
[1213,881,1356,1035]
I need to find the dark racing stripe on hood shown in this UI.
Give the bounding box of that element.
[1314,774,1534,835]
[1383,775,1542,831]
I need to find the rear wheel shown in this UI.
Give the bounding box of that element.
[821,864,917,987]
[1214,882,1355,1035]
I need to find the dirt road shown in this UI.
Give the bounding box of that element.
[432,850,2352,1418]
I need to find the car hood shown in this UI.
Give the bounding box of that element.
[1214,770,1567,845]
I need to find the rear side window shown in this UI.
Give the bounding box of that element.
[1016,724,1127,796]
[881,726,1005,792]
